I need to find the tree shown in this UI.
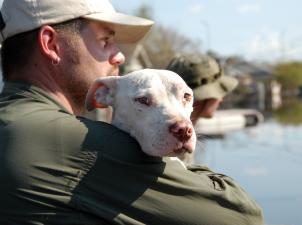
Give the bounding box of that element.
[143,25,202,68]
[133,4,203,69]
[272,62,302,90]
[134,4,153,20]
[274,98,302,125]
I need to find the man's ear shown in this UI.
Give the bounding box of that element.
[85,76,118,111]
[38,25,60,62]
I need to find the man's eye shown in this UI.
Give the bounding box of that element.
[134,97,152,106]
[102,39,109,47]
[184,93,192,102]
[100,37,112,48]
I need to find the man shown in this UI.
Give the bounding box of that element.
[167,54,238,124]
[0,0,264,224]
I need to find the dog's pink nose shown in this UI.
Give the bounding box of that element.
[169,121,193,142]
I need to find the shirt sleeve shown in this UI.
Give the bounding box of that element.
[68,117,265,225]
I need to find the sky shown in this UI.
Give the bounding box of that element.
[111,0,302,63]
[0,0,301,62]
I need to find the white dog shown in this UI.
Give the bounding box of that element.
[85,69,196,160]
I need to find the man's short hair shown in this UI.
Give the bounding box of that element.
[1,19,84,80]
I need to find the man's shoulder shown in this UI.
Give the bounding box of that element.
[21,109,135,145]
[6,106,144,161]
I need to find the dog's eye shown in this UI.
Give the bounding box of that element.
[134,96,152,106]
[184,93,192,102]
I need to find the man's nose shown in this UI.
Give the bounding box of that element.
[109,46,125,66]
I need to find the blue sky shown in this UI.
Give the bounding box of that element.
[0,0,300,62]
[111,0,302,62]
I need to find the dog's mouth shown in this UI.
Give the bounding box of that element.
[165,146,192,157]
[173,142,194,155]
[142,129,196,157]
[173,147,191,155]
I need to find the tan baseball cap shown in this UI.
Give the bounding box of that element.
[0,0,154,43]
[167,54,238,100]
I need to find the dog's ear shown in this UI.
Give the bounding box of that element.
[85,76,118,111]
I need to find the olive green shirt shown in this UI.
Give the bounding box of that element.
[0,81,264,225]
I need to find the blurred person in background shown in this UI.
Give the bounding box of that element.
[167,54,238,124]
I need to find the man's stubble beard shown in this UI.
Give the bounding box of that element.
[59,35,119,115]
[60,44,93,115]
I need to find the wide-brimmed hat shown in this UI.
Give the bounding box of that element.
[0,0,154,43]
[167,54,238,100]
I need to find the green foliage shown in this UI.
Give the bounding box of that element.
[133,4,153,20]
[274,98,302,125]
[272,62,302,89]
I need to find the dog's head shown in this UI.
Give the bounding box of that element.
[85,69,196,157]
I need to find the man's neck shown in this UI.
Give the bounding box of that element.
[9,64,80,115]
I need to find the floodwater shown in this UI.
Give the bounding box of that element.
[195,120,302,225]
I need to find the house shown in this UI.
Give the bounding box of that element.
[221,58,281,110]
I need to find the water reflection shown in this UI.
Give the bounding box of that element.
[195,120,302,225]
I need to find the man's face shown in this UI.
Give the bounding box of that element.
[58,20,125,113]
[191,98,222,123]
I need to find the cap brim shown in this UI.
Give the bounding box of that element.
[193,76,238,100]
[83,12,154,43]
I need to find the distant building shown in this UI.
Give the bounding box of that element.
[223,59,272,81]
[222,58,279,110]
